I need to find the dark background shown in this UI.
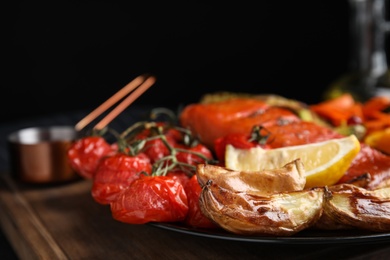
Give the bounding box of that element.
[5,1,354,124]
[1,2,389,259]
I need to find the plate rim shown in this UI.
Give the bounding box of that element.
[149,222,390,245]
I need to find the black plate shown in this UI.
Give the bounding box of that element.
[150,222,390,245]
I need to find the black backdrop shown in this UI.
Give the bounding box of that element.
[5,1,353,123]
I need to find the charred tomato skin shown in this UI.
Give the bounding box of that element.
[175,143,214,166]
[184,175,219,229]
[110,175,189,224]
[67,136,114,179]
[91,152,152,205]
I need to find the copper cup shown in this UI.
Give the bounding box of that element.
[8,126,80,184]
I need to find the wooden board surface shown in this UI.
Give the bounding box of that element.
[2,173,390,260]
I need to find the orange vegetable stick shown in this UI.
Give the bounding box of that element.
[362,96,390,119]
[310,94,363,126]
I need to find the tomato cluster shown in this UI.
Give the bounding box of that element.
[67,121,217,228]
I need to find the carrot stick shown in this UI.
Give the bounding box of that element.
[310,94,363,126]
[362,96,390,119]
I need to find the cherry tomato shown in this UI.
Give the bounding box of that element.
[164,128,184,143]
[176,143,214,166]
[347,115,363,125]
[67,136,115,179]
[110,175,188,224]
[167,170,191,187]
[214,129,270,164]
[142,138,174,164]
[184,175,219,229]
[91,152,152,205]
[135,125,178,164]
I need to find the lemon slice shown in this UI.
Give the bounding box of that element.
[225,135,361,188]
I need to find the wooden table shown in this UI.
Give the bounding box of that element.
[2,109,390,259]
[2,173,390,260]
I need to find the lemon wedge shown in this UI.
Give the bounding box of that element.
[225,135,361,188]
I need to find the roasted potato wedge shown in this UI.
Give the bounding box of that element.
[196,159,306,196]
[199,180,325,236]
[317,184,390,232]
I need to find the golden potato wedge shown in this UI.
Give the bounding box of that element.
[196,159,306,196]
[320,184,390,232]
[199,180,325,236]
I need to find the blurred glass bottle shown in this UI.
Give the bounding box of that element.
[324,0,390,102]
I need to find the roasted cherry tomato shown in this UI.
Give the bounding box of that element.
[167,170,190,187]
[67,136,115,179]
[214,126,270,164]
[164,128,184,143]
[91,152,152,205]
[175,143,214,167]
[184,175,219,229]
[110,175,188,224]
[142,138,175,164]
[135,124,178,164]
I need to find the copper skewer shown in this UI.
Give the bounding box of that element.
[75,74,156,131]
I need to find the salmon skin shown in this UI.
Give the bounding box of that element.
[179,97,390,189]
